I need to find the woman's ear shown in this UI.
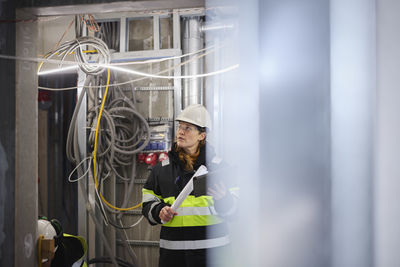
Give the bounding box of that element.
[199,132,206,141]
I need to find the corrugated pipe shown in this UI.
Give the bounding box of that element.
[182,16,204,109]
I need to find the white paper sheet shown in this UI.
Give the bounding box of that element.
[171,165,208,211]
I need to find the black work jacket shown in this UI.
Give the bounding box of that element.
[142,144,238,250]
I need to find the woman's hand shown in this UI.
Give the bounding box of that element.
[207,181,227,201]
[159,206,178,222]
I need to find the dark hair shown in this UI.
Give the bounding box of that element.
[175,141,205,171]
[195,125,206,133]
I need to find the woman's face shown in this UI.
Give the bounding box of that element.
[176,121,206,155]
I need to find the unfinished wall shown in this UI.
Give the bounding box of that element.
[15,8,39,267]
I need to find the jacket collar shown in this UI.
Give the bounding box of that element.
[169,142,214,172]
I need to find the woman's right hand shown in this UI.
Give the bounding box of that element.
[159,206,178,222]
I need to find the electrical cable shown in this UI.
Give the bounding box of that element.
[1,41,236,88]
[35,42,217,70]
[64,72,127,267]
[68,156,92,182]
[119,216,141,264]
[95,177,111,227]
[38,36,110,75]
[116,221,138,265]
[118,159,138,218]
[109,44,217,66]
[66,68,148,258]
[65,69,142,214]
[82,73,148,267]
[106,62,239,79]
[69,104,120,267]
[35,12,236,265]
[38,43,230,80]
[36,50,237,91]
[77,178,119,267]
[37,47,220,78]
[80,14,100,33]
[103,215,144,230]
[85,87,150,182]
[93,69,142,211]
[53,17,75,51]
[58,34,208,265]
[55,34,182,267]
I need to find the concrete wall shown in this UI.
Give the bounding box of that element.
[15,7,39,267]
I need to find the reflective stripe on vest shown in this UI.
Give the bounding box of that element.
[162,195,221,227]
[175,206,217,216]
[72,259,84,267]
[142,189,163,224]
[163,214,223,227]
[142,193,161,203]
[163,195,214,207]
[160,235,230,250]
[142,189,163,203]
[230,187,239,197]
[147,201,160,224]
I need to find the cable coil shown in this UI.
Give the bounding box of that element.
[41,36,110,75]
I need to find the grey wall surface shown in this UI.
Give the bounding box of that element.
[258,1,331,266]
[0,0,15,266]
[375,0,400,266]
[330,1,375,267]
[205,0,331,266]
[209,1,379,266]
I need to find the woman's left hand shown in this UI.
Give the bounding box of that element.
[207,181,227,200]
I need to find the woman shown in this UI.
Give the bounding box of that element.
[142,104,238,267]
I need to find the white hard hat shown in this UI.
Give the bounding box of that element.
[176,104,212,130]
[38,219,57,240]
[38,219,58,263]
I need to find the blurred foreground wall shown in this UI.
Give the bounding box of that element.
[205,0,400,267]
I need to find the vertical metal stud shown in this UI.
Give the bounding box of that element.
[120,16,127,52]
[153,15,160,50]
[173,10,182,124]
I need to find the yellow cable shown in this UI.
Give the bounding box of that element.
[37,54,48,73]
[93,68,142,211]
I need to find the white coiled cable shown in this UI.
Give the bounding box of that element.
[42,36,110,75]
